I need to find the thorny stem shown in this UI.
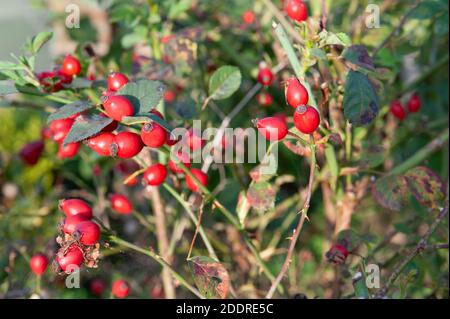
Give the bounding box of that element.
[187,203,204,260]
[372,0,421,58]
[265,134,317,298]
[376,190,449,298]
[108,235,204,299]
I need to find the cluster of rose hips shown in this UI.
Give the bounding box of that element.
[254,65,320,141]
[30,253,130,298]
[389,93,422,121]
[54,199,101,273]
[37,54,81,93]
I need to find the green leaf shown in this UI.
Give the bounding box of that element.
[63,115,113,146]
[47,101,93,123]
[117,79,166,113]
[122,113,173,132]
[246,181,276,212]
[404,166,445,211]
[0,61,23,71]
[343,70,380,126]
[342,45,375,71]
[372,174,408,211]
[188,256,230,299]
[208,66,241,101]
[318,30,351,47]
[30,31,53,54]
[168,0,193,19]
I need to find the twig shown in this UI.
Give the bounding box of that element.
[109,235,204,299]
[390,128,449,175]
[372,1,421,58]
[148,158,175,298]
[376,191,449,297]
[265,134,316,298]
[187,202,205,260]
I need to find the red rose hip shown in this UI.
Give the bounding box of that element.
[108,72,129,92]
[255,117,288,141]
[112,279,130,298]
[390,100,406,120]
[103,95,134,121]
[19,141,45,166]
[30,253,48,275]
[63,215,90,234]
[61,54,81,76]
[285,0,308,22]
[141,122,167,148]
[143,163,167,186]
[186,169,208,193]
[57,142,80,159]
[407,94,421,113]
[60,198,93,218]
[110,194,133,215]
[75,220,100,245]
[285,77,309,107]
[257,67,274,86]
[114,132,144,158]
[56,245,84,272]
[293,105,320,134]
[87,132,116,156]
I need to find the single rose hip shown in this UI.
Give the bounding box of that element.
[110,194,133,215]
[143,163,167,186]
[103,95,134,121]
[49,118,74,143]
[255,117,288,141]
[285,77,309,107]
[390,100,406,120]
[285,0,308,22]
[257,67,274,86]
[90,278,106,297]
[407,93,421,113]
[163,90,176,103]
[56,245,84,272]
[87,132,116,156]
[242,10,256,24]
[293,105,320,134]
[186,169,208,193]
[112,279,130,298]
[108,72,129,92]
[60,198,93,218]
[29,253,48,275]
[257,92,273,107]
[61,54,81,76]
[141,122,167,148]
[75,220,100,245]
[114,132,144,158]
[57,142,80,159]
[63,215,90,234]
[19,141,45,166]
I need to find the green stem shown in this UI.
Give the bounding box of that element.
[390,128,449,175]
[272,21,317,108]
[109,235,204,299]
[162,183,218,260]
